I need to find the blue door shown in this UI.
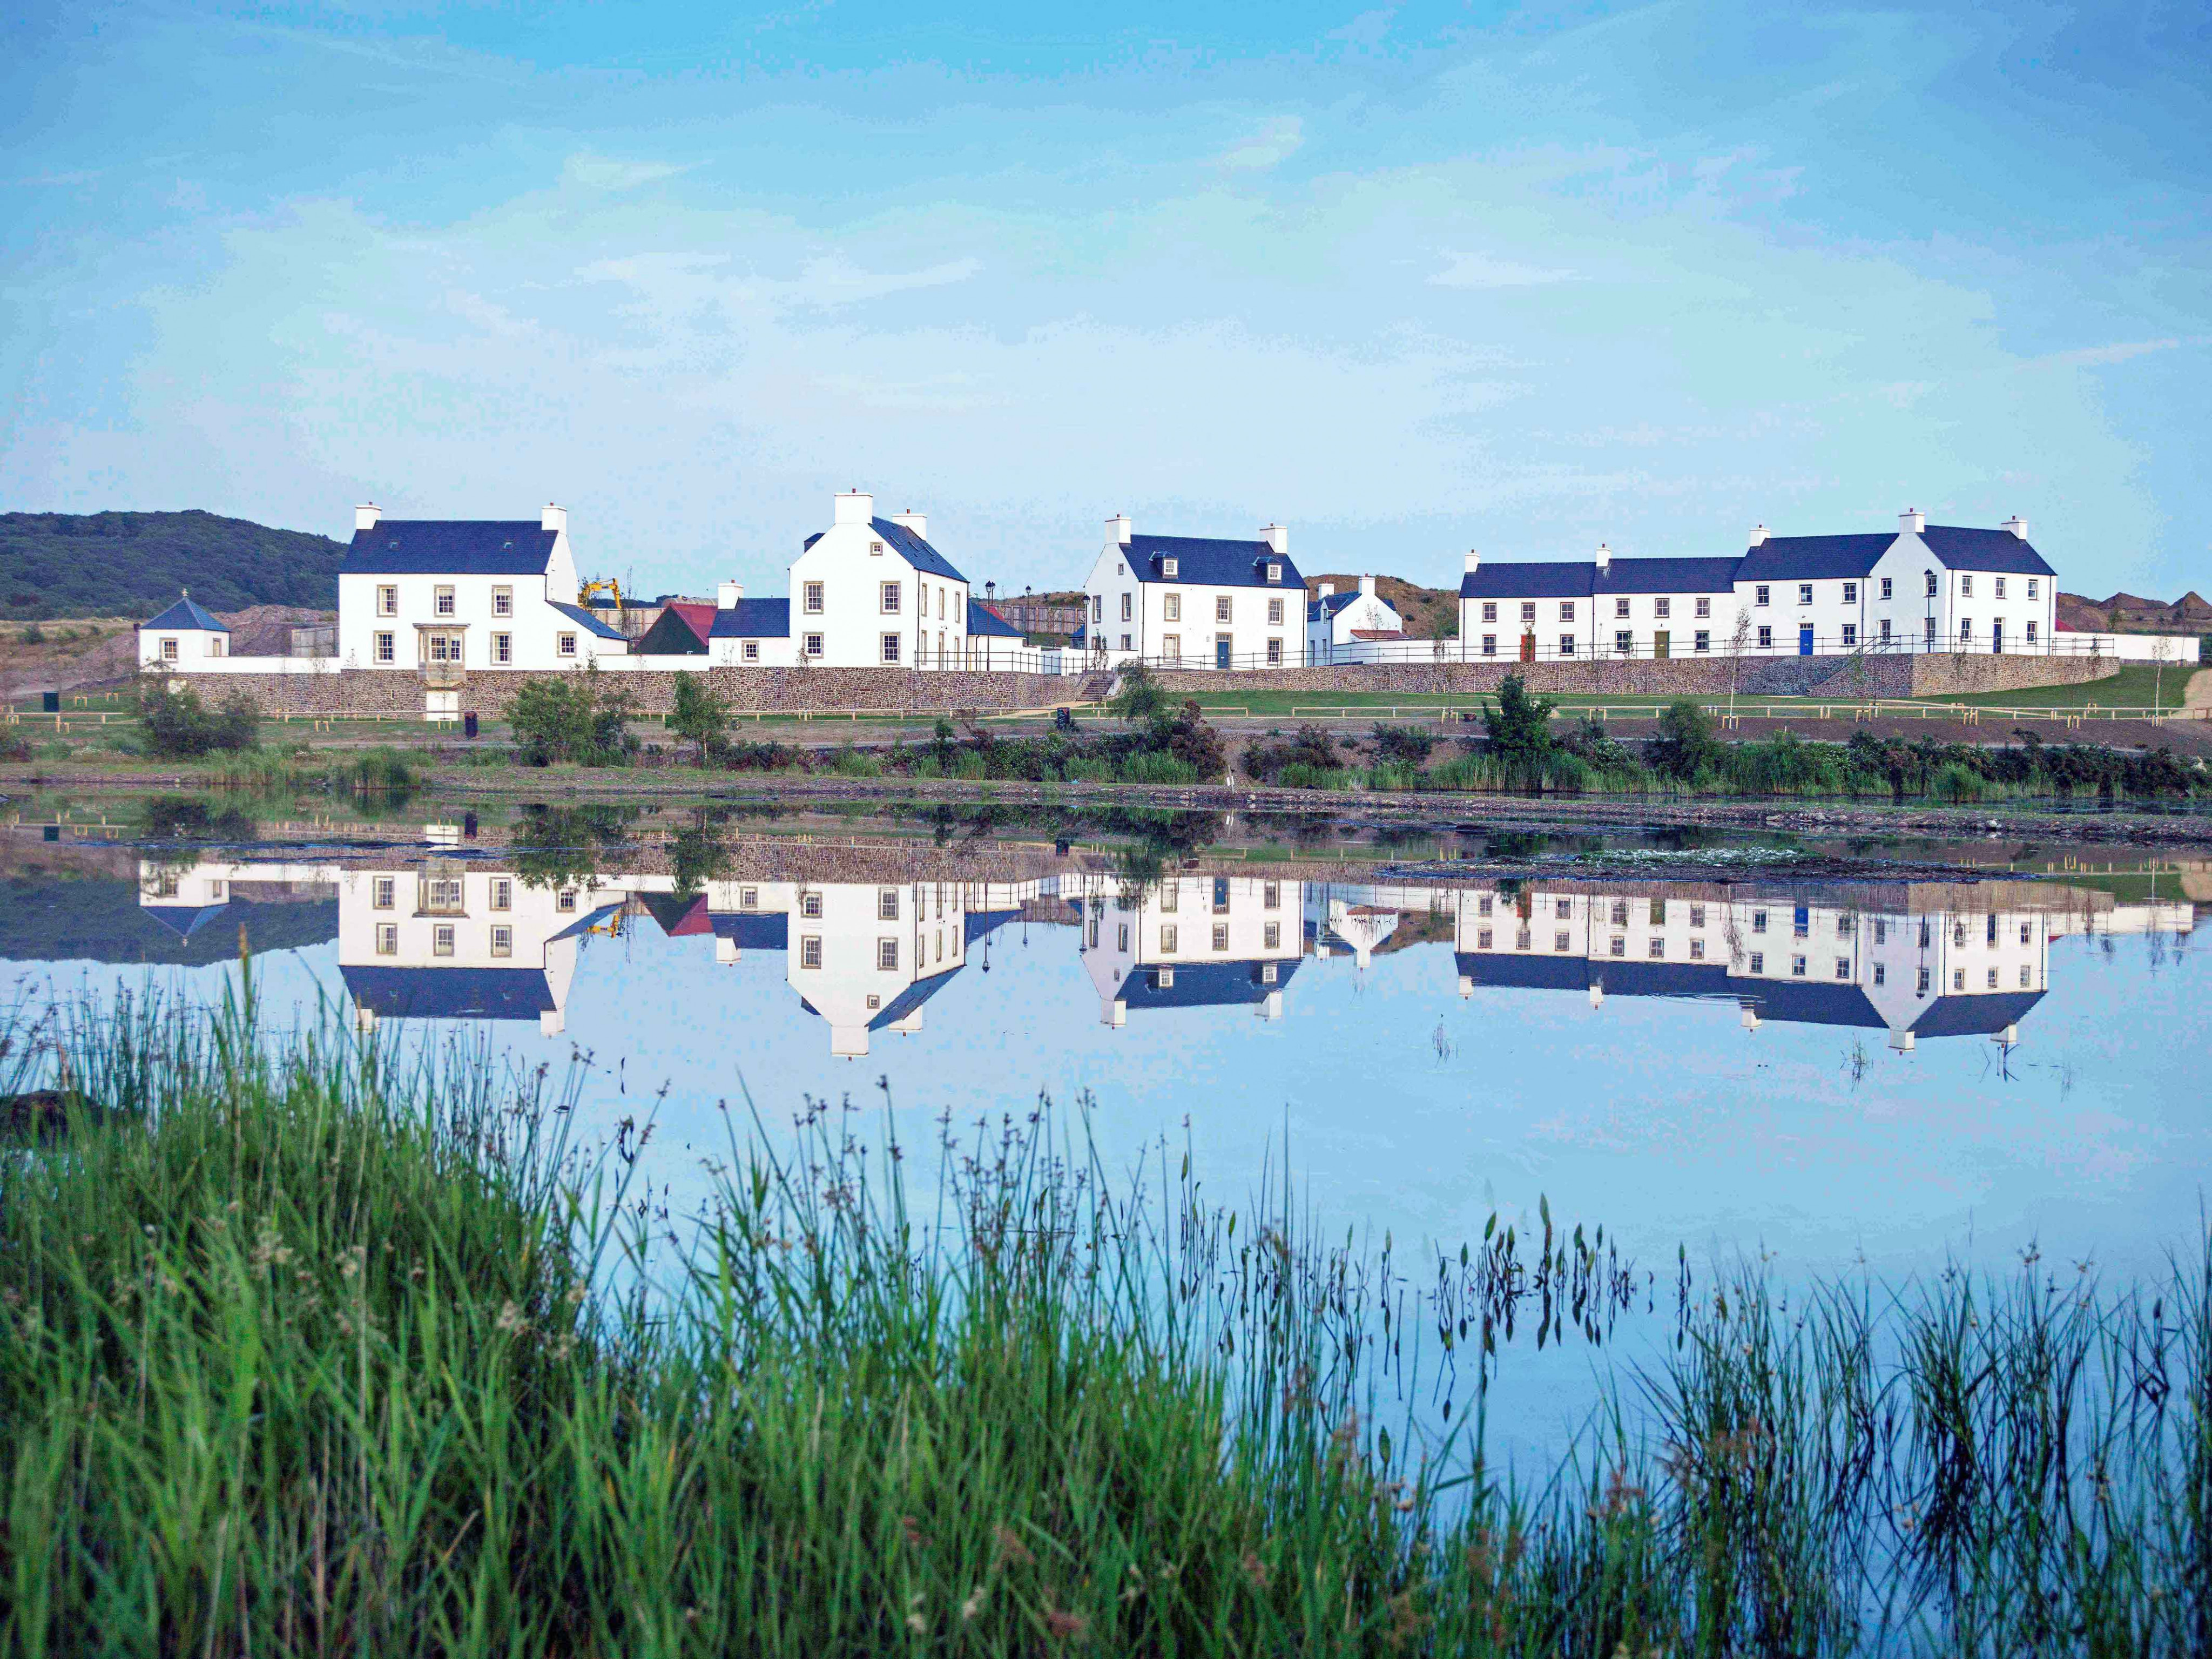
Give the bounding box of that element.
[1991,619,2004,654]
[1216,637,1230,670]
[1797,625,1813,656]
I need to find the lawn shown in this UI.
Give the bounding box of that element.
[1913,661,2206,712]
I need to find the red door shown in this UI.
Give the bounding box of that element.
[1519,633,1536,663]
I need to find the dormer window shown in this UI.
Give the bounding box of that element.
[1162,557,1178,578]
[1266,562,1282,583]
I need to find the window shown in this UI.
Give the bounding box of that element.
[375,632,395,664]
[1880,577,1893,601]
[1559,602,1575,622]
[376,923,397,955]
[1615,630,1633,654]
[1555,932,1571,952]
[1266,562,1283,583]
[556,889,577,913]
[738,887,757,909]
[377,585,397,616]
[878,939,899,971]
[1794,905,1809,938]
[1163,634,1181,661]
[804,633,824,657]
[881,634,901,663]
[1880,619,1892,643]
[880,582,901,613]
[1918,967,1931,993]
[1960,575,1974,598]
[1611,900,1629,927]
[1120,593,1133,622]
[1267,597,1284,625]
[1478,895,1492,916]
[1647,937,1664,960]
[1757,625,1773,649]
[207,637,225,658]
[487,879,510,912]
[1615,597,1631,618]
[2020,965,2032,988]
[1925,570,1939,597]
[800,892,822,919]
[557,632,577,656]
[373,876,396,909]
[1925,616,1937,644]
[1481,602,1498,623]
[1694,630,1710,652]
[492,586,512,617]
[1091,594,1103,624]
[1516,929,1532,950]
[491,925,512,958]
[1755,584,1771,606]
[1749,952,1764,974]
[878,888,900,920]
[1520,602,1536,623]
[1954,969,1966,992]
[1114,922,1128,951]
[1797,583,1813,605]
[869,539,884,555]
[1959,618,1973,642]
[433,924,455,957]
[1263,921,1280,949]
[1986,967,1999,989]
[2020,922,2031,945]
[1155,966,1175,989]
[1211,922,1230,952]
[1654,597,1670,619]
[1481,634,1498,657]
[2027,579,2038,599]
[1559,635,1576,656]
[435,585,455,617]
[1120,633,1131,650]
[1842,623,1858,646]
[1478,928,1493,949]
[1689,905,1705,928]
[1873,962,1885,985]
[1161,886,1178,913]
[1791,955,1808,977]
[160,637,179,661]
[743,640,760,660]
[426,875,463,911]
[1266,637,1283,665]
[492,632,511,665]
[2025,620,2038,642]
[1215,595,1233,623]
[1690,938,1706,961]
[797,582,824,617]
[1609,936,1626,958]
[1835,957,1852,980]
[1556,899,1573,919]
[1163,592,1182,622]
[801,936,822,969]
[1162,557,1179,578]
[1160,924,1178,953]
[1695,597,1711,618]
[1752,909,1768,933]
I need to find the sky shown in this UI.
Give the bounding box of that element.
[3,1,2208,602]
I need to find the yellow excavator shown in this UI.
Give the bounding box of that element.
[577,577,626,623]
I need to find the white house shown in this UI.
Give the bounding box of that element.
[1305,576,1402,664]
[966,599,1028,668]
[787,492,970,669]
[137,594,230,669]
[1082,516,1305,670]
[702,584,794,666]
[1067,872,1305,1026]
[336,504,629,674]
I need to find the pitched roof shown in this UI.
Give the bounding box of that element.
[341,521,557,576]
[967,600,1022,638]
[1114,959,1298,1010]
[1127,534,1303,591]
[339,964,556,1021]
[1308,590,1361,622]
[1734,534,1894,583]
[635,608,710,655]
[549,601,626,641]
[1908,988,2045,1037]
[963,906,1023,945]
[871,517,965,582]
[711,912,789,950]
[1918,525,2055,577]
[142,596,230,632]
[869,967,963,1029]
[1459,562,1595,601]
[1593,557,1744,596]
[709,597,792,639]
[141,902,230,939]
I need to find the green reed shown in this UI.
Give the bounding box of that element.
[0,982,2203,1655]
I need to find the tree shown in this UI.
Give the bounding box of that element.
[507,667,635,766]
[132,673,258,758]
[1107,660,1170,724]
[1648,699,1723,781]
[667,672,730,767]
[1727,610,1754,718]
[1480,674,1556,765]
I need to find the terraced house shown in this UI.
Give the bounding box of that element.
[1081,514,1305,670]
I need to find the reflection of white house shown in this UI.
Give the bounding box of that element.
[1081,516,1306,670]
[1306,577,1403,664]
[1064,873,1306,1025]
[137,595,230,669]
[1305,892,1400,967]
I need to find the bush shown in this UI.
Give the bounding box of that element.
[506,669,635,767]
[1932,760,1986,802]
[718,738,796,773]
[1368,722,1435,765]
[19,622,44,644]
[133,675,259,758]
[1119,751,1200,785]
[667,673,730,767]
[1480,673,1556,765]
[1240,725,1340,785]
[1648,700,1724,781]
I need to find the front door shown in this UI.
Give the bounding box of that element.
[1797,625,1813,656]
[1991,619,2004,654]
[1519,633,1536,663]
[1653,630,1670,660]
[1215,636,1231,671]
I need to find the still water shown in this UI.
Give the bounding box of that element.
[5,802,2205,1457]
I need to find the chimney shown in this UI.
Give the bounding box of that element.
[1900,508,1925,535]
[1260,523,1288,555]
[354,503,382,532]
[890,509,927,540]
[1358,575,1376,598]
[541,503,567,534]
[1463,550,1481,576]
[834,489,874,527]
[1747,523,1768,548]
[718,580,743,609]
[1317,581,1336,600]
[1108,513,1131,547]
[1595,542,1612,574]
[2001,515,2028,541]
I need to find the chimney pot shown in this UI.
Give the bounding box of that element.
[1463,549,1481,576]
[1747,523,1768,548]
[2001,515,2028,541]
[1900,508,1926,535]
[891,509,928,541]
[1260,523,1287,556]
[354,503,382,532]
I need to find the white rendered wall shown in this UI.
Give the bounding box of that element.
[788,505,969,670]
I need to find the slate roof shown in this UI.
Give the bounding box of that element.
[1918,526,2056,577]
[1908,988,2045,1037]
[869,967,963,1029]
[141,902,231,939]
[967,601,1022,639]
[142,596,229,632]
[1114,958,1298,1010]
[549,602,626,641]
[342,521,557,576]
[1734,534,1894,584]
[709,598,792,639]
[1126,534,1303,592]
[340,965,556,1021]
[1459,562,1595,601]
[1593,557,1744,596]
[872,518,966,582]
[710,912,789,950]
[1308,591,1361,622]
[963,907,1023,945]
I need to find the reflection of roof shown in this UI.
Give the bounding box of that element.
[963,907,1023,945]
[640,893,712,936]
[871,517,965,582]
[710,912,788,949]
[550,901,623,941]
[143,596,229,632]
[141,902,230,938]
[549,601,627,641]
[1114,959,1298,1009]
[870,967,962,1029]
[967,601,1022,638]
[1128,534,1303,592]
[340,965,556,1021]
[710,598,793,639]
[1910,989,2045,1037]
[343,521,556,576]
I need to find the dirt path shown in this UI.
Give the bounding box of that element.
[2183,668,2212,711]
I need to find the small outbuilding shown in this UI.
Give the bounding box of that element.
[138,594,231,669]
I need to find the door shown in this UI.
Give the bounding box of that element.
[1519,633,1536,663]
[1653,630,1670,660]
[1797,625,1813,656]
[1215,636,1230,671]
[1991,619,2004,654]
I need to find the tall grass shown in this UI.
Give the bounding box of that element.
[0,987,2204,1654]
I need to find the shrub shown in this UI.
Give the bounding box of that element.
[1648,699,1724,781]
[1932,760,1986,802]
[506,669,635,767]
[827,744,882,777]
[1241,725,1340,785]
[718,738,796,772]
[1369,722,1435,765]
[133,676,259,758]
[666,673,730,767]
[1106,660,1171,723]
[1479,673,1556,765]
[19,622,44,644]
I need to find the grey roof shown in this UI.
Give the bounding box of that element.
[710,598,793,639]
[141,902,230,939]
[143,596,229,632]
[1459,562,1595,601]
[1593,557,1744,596]
[342,521,557,576]
[711,912,789,950]
[1114,959,1298,1010]
[1307,590,1361,622]
[1918,526,2055,577]
[1127,534,1303,591]
[870,967,963,1029]
[549,602,626,641]
[1908,988,2045,1037]
[963,906,1023,945]
[967,600,1022,638]
[872,518,965,582]
[1734,535,1894,583]
[340,965,556,1021]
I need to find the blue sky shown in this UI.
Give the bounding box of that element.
[3,1,2207,601]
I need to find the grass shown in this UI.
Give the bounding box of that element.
[1924,660,2206,711]
[0,987,2207,1654]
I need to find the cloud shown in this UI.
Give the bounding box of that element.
[1427,251,1577,289]
[1215,116,1304,172]
[562,153,690,192]
[2041,338,2192,368]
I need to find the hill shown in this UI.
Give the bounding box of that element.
[1305,573,1458,638]
[0,510,347,621]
